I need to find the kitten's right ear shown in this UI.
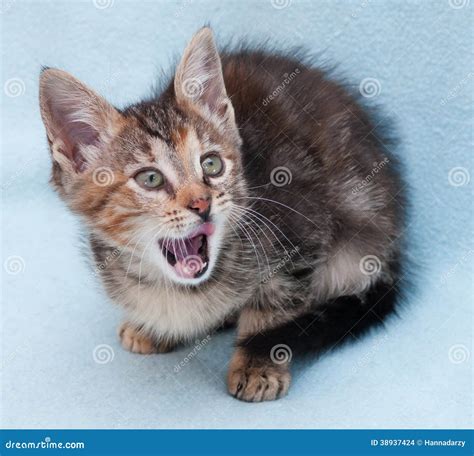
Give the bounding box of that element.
[174,27,241,146]
[39,68,122,172]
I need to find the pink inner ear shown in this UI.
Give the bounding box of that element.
[202,81,224,114]
[67,120,99,147]
[40,69,116,173]
[193,57,227,115]
[51,107,100,171]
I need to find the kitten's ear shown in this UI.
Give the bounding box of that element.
[174,28,240,144]
[39,68,122,172]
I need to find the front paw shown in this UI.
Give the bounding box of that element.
[118,322,174,354]
[227,350,291,402]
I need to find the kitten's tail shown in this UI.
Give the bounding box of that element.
[237,279,401,360]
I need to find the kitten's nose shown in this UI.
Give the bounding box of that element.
[188,197,211,221]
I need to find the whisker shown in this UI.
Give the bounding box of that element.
[234,196,322,231]
[232,209,271,276]
[231,203,308,267]
[228,211,263,277]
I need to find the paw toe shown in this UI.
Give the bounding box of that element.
[118,323,157,355]
[228,354,291,402]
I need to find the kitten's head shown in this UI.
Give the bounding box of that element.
[39,28,245,286]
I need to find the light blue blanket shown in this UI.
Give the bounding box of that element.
[1,0,471,428]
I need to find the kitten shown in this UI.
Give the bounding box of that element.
[39,27,404,402]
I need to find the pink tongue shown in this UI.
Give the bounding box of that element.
[175,258,203,279]
[163,236,206,279]
[162,224,214,279]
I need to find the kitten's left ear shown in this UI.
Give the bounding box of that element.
[39,68,122,173]
[174,27,241,145]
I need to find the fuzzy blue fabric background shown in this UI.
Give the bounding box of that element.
[1,0,472,428]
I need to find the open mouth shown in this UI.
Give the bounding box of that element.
[159,222,215,280]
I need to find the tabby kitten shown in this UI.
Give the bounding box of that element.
[39,27,404,402]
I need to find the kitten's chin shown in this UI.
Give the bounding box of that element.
[157,220,224,286]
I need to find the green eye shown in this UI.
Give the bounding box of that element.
[134,169,164,189]
[201,154,224,177]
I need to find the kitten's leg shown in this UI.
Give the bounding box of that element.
[227,308,292,402]
[243,281,398,357]
[228,280,399,401]
[119,322,175,354]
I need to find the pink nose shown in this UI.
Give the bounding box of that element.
[188,197,211,219]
